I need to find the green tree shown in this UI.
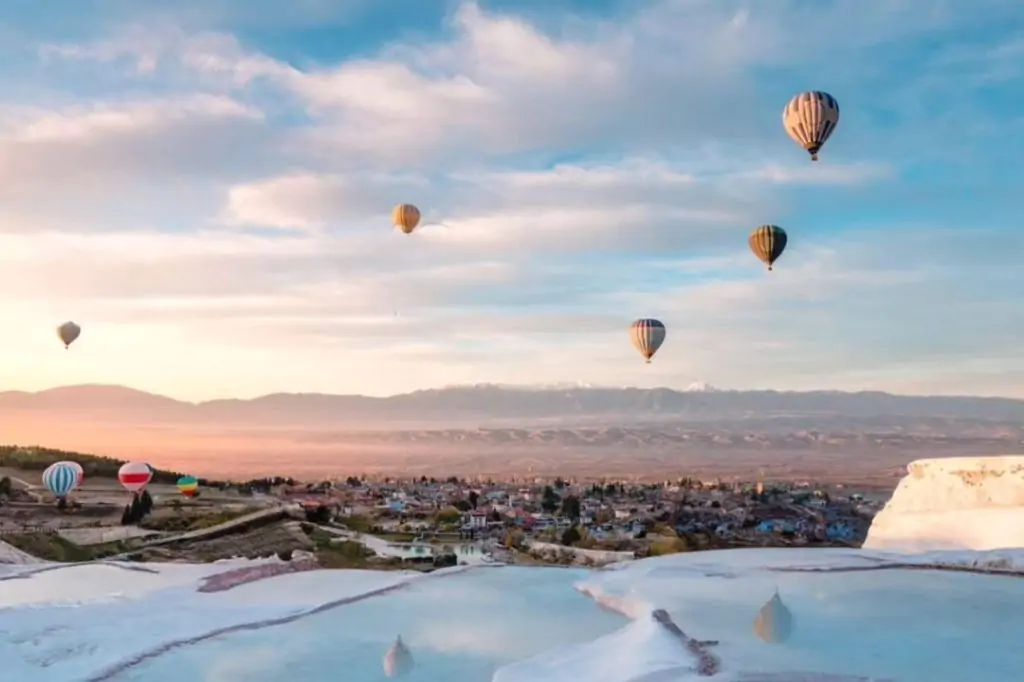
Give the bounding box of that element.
[541,486,560,513]
[560,495,581,521]
[560,525,581,546]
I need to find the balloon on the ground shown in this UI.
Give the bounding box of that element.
[392,204,421,234]
[748,225,788,271]
[42,461,78,498]
[57,321,81,349]
[67,461,84,488]
[383,635,414,677]
[753,589,794,643]
[630,319,666,364]
[783,91,840,161]
[118,461,153,493]
[177,475,199,497]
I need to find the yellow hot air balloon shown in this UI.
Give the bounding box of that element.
[630,319,666,364]
[783,91,840,161]
[392,204,421,235]
[57,321,81,349]
[748,225,788,271]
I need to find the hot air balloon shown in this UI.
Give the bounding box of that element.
[42,461,78,499]
[383,635,414,678]
[783,91,840,161]
[630,319,666,364]
[118,461,153,493]
[753,589,794,644]
[67,461,85,488]
[392,204,421,235]
[57,321,81,349]
[748,225,787,271]
[177,475,198,498]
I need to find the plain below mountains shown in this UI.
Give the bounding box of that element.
[1,384,1021,479]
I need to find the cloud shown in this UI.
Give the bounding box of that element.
[39,1,975,167]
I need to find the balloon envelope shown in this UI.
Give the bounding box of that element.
[177,475,199,497]
[748,225,788,271]
[782,91,840,161]
[42,461,78,498]
[630,319,666,363]
[67,461,85,488]
[753,590,794,644]
[57,321,81,348]
[118,461,153,493]
[392,204,421,234]
[383,635,414,677]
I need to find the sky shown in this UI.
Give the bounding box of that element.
[0,0,1022,401]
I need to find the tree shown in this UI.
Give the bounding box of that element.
[560,495,581,521]
[128,494,143,524]
[468,490,479,509]
[560,525,581,546]
[453,499,472,512]
[140,489,154,515]
[541,486,560,513]
[553,477,566,490]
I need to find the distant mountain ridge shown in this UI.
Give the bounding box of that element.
[2,383,1024,426]
[2,383,1021,480]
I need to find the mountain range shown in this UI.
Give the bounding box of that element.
[1,384,1021,480]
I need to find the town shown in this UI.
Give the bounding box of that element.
[0,446,882,569]
[241,471,880,565]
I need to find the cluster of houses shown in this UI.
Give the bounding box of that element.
[271,474,881,552]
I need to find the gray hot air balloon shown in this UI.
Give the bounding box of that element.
[383,635,414,677]
[57,321,81,349]
[753,589,793,644]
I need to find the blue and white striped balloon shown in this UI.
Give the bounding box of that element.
[42,461,78,498]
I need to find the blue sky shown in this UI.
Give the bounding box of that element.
[0,0,1021,400]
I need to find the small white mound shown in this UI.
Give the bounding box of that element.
[492,615,700,682]
[865,456,1024,551]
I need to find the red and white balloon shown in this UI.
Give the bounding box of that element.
[118,461,153,493]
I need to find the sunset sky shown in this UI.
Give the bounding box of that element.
[0,0,1021,400]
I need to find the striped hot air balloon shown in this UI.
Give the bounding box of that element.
[42,461,78,499]
[629,319,666,364]
[67,461,84,488]
[118,461,153,493]
[392,204,421,235]
[748,225,788,271]
[783,91,840,161]
[177,475,199,497]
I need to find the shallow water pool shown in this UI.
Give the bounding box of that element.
[110,566,624,682]
[663,568,1024,682]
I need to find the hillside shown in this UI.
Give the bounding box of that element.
[0,445,188,484]
[1,384,1022,479]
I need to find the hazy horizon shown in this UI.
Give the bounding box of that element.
[2,383,1020,481]
[0,1,1019,402]
[9,380,1024,403]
